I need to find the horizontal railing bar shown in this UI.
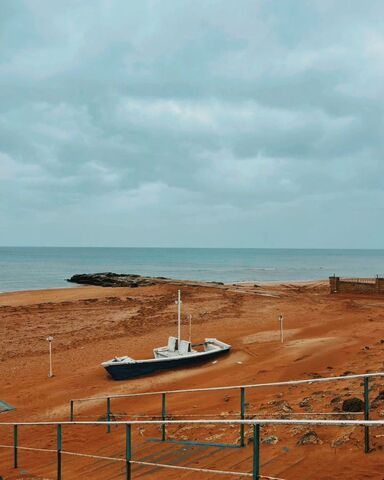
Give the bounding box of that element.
[62,450,125,462]
[130,459,253,477]
[0,419,383,426]
[0,444,56,453]
[71,372,384,402]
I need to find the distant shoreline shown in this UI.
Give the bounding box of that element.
[0,277,329,297]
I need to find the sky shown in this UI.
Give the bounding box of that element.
[0,0,383,248]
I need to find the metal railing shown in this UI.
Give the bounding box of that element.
[341,278,377,284]
[70,372,384,450]
[1,418,383,480]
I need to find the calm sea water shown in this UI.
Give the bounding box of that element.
[0,247,383,292]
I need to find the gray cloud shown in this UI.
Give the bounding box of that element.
[0,0,383,247]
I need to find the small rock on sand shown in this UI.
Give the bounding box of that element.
[297,430,322,446]
[342,397,364,412]
[263,435,279,445]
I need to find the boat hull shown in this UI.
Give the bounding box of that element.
[103,347,230,380]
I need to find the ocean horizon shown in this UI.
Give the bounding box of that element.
[1,246,384,293]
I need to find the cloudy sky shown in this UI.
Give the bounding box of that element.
[1,0,383,248]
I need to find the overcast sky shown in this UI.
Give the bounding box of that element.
[0,0,383,248]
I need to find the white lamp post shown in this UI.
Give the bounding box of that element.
[46,336,54,378]
[278,315,284,344]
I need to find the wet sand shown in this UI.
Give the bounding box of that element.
[0,281,383,479]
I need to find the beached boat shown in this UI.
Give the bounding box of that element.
[102,290,231,380]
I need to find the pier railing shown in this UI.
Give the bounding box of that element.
[70,372,384,451]
[0,418,383,480]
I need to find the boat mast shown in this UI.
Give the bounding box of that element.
[188,313,192,343]
[176,289,182,347]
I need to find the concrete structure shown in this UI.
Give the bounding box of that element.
[329,276,384,294]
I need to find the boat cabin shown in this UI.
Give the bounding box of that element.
[154,336,195,358]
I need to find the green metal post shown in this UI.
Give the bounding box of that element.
[364,376,370,453]
[240,387,246,447]
[107,397,111,433]
[57,424,62,480]
[252,423,260,480]
[126,424,132,480]
[161,393,166,441]
[13,424,18,469]
[70,400,74,422]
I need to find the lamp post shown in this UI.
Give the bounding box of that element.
[278,315,284,344]
[47,336,54,378]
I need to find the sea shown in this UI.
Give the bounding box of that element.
[0,247,384,293]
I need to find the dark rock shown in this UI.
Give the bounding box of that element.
[67,272,159,288]
[342,397,364,412]
[297,431,322,445]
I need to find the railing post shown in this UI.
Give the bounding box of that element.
[240,387,246,447]
[107,397,111,433]
[126,424,132,480]
[364,376,370,453]
[13,424,18,469]
[70,400,74,422]
[161,393,167,441]
[252,423,260,480]
[57,424,62,480]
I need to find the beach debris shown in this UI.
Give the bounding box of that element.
[297,430,322,446]
[332,432,352,447]
[262,435,279,445]
[269,399,293,414]
[342,397,364,412]
[0,400,15,413]
[371,391,384,409]
[330,396,342,411]
[289,425,307,436]
[299,397,312,410]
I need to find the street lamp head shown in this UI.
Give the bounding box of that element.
[47,336,54,342]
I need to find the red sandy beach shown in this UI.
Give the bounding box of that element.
[0,281,383,479]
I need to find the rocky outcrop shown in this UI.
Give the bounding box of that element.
[67,272,162,288]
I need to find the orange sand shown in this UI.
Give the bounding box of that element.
[0,281,383,479]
